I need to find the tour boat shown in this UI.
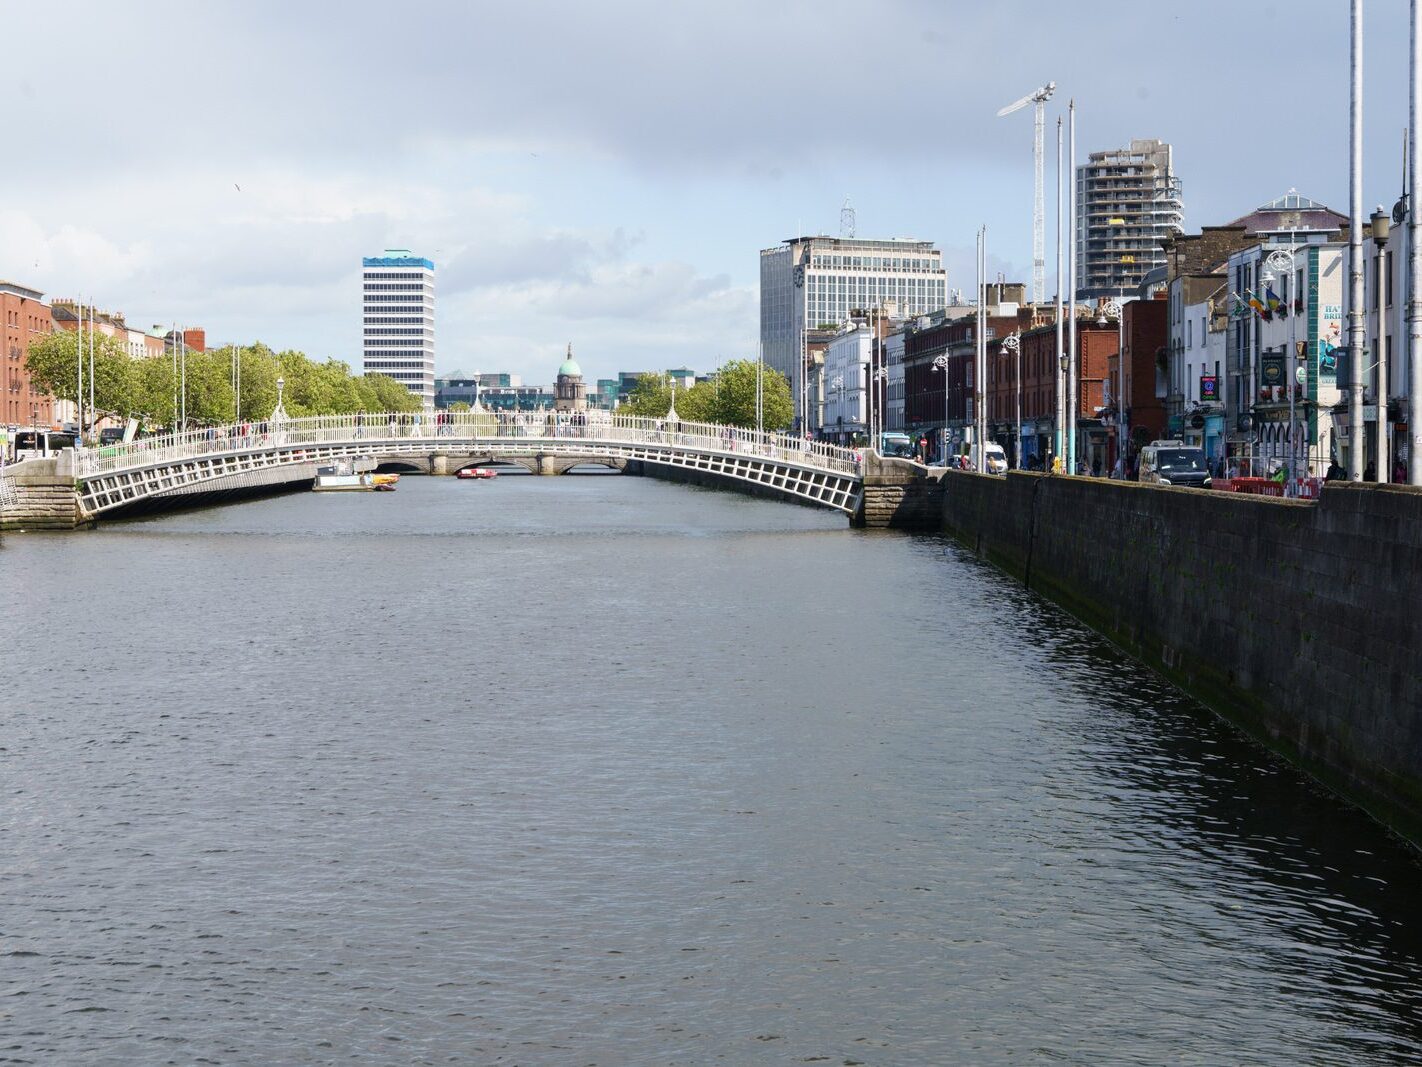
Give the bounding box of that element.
[313,462,395,492]
[456,467,498,480]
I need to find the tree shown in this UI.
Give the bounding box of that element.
[24,329,136,428]
[618,362,792,429]
[620,372,677,417]
[701,359,793,430]
[447,401,472,412]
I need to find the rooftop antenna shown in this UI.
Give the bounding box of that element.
[997,80,1056,304]
[840,198,856,238]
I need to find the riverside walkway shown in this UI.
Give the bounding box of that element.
[1,411,867,526]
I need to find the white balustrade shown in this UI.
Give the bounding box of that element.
[73,412,864,479]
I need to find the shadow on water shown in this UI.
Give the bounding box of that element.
[913,532,1422,1057]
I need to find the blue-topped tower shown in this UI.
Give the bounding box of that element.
[362,249,435,409]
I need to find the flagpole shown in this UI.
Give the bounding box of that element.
[1348,0,1366,480]
[1067,99,1078,474]
[75,296,83,440]
[1410,0,1422,484]
[88,299,95,439]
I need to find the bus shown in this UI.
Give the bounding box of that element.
[879,432,916,459]
[13,430,78,462]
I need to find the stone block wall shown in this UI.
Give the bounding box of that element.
[853,452,944,529]
[939,470,1422,842]
[0,457,84,531]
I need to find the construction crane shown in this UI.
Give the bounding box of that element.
[997,81,1056,305]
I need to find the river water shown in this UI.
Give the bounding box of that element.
[3,472,1422,1065]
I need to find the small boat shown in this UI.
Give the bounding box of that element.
[313,461,393,492]
[456,467,498,480]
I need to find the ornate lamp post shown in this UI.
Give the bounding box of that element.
[1099,300,1124,472]
[1002,331,1022,467]
[932,353,950,464]
[872,364,888,446]
[1264,244,1300,491]
[272,376,287,424]
[1370,206,1392,481]
[830,374,844,442]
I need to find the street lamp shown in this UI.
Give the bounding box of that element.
[273,376,287,424]
[872,364,888,447]
[830,374,844,442]
[1370,204,1391,482]
[932,353,950,465]
[1002,331,1022,467]
[1100,300,1123,474]
[1265,244,1300,491]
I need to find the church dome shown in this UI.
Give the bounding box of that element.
[557,343,581,378]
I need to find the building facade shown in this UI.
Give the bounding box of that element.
[434,377,480,410]
[362,250,435,409]
[986,312,1119,471]
[1076,138,1183,300]
[1,281,53,433]
[821,324,871,442]
[760,235,946,431]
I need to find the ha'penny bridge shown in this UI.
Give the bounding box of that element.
[0,411,944,530]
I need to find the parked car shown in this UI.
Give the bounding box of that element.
[1138,440,1211,489]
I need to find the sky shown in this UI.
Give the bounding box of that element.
[2,0,1416,385]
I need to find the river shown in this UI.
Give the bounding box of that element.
[3,472,1422,1065]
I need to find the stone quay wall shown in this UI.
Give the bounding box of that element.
[939,469,1422,843]
[0,456,84,531]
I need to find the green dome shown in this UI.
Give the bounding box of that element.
[557,343,581,378]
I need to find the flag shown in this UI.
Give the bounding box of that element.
[1265,285,1288,318]
[1229,293,1250,318]
[1247,290,1272,322]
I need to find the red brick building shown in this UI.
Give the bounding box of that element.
[1118,295,1168,459]
[904,309,1024,460]
[1,281,54,433]
[987,313,1120,469]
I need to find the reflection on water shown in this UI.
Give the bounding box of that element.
[2,474,1421,1065]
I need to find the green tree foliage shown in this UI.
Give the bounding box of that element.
[618,360,792,430]
[26,335,421,429]
[23,329,135,426]
[619,372,677,417]
[700,358,793,430]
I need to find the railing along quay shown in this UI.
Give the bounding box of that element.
[73,412,864,479]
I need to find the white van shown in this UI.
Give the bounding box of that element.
[982,442,1008,475]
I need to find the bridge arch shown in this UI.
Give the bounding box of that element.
[64,412,865,520]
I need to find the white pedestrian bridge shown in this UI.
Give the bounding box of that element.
[65,411,866,519]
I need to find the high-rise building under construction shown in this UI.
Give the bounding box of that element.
[1075,139,1183,300]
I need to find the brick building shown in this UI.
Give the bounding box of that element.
[987,313,1120,469]
[1,281,54,433]
[52,301,169,360]
[1118,295,1169,458]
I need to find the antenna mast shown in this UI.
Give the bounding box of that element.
[840,198,856,238]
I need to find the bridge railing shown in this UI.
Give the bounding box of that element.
[73,412,863,478]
